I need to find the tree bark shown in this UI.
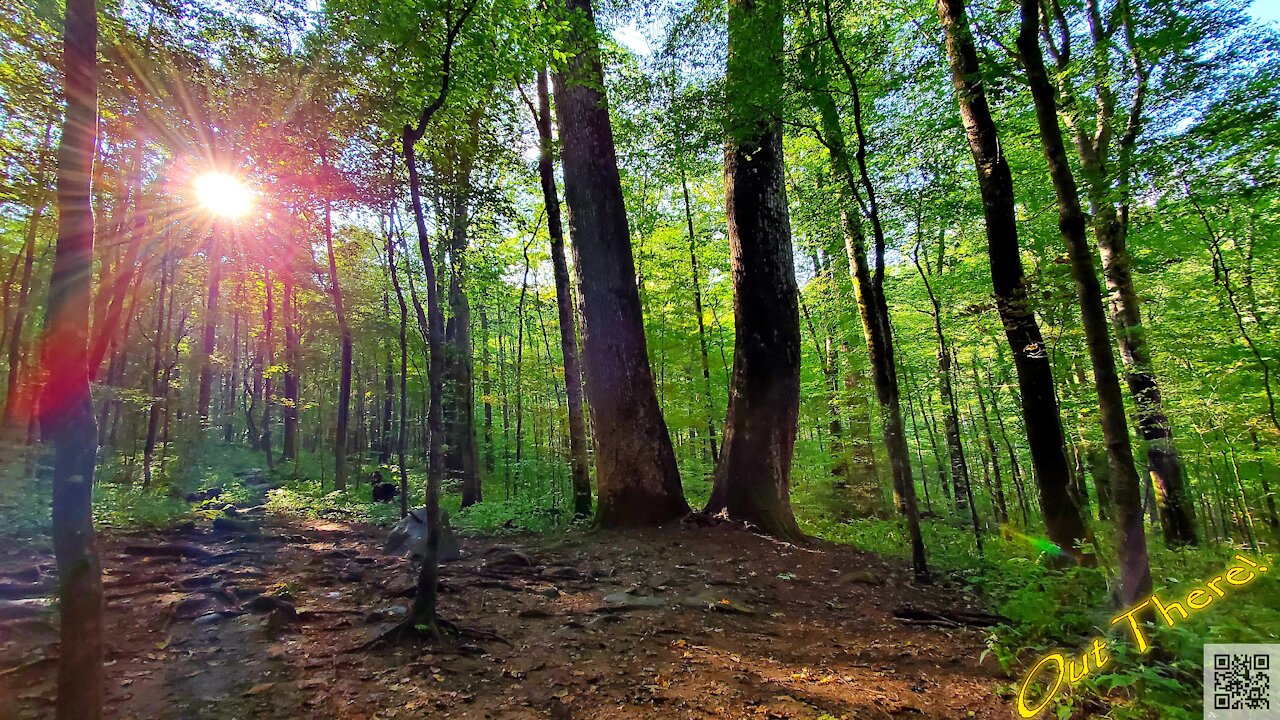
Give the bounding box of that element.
[441,121,482,507]
[552,0,688,527]
[389,220,411,517]
[704,0,803,542]
[531,68,592,517]
[1018,0,1151,600]
[41,0,105,712]
[936,0,1090,565]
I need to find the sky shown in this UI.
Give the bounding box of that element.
[1252,0,1280,23]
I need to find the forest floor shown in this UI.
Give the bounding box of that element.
[0,488,1015,720]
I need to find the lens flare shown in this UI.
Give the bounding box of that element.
[194,172,253,219]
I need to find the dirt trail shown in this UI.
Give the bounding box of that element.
[1,504,1013,719]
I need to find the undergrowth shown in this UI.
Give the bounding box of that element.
[804,509,1278,719]
[3,436,1275,720]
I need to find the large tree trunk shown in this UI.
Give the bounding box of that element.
[41,0,104,713]
[552,0,688,527]
[1018,0,1151,601]
[532,68,593,517]
[704,0,802,542]
[935,0,1090,565]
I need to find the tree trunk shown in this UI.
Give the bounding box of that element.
[704,0,803,542]
[441,123,482,507]
[389,221,411,517]
[3,120,54,429]
[532,68,592,517]
[972,357,1008,525]
[197,226,222,426]
[259,267,275,469]
[1018,0,1151,601]
[380,290,394,466]
[807,6,926,574]
[552,0,688,527]
[681,166,720,465]
[223,283,241,442]
[281,270,299,461]
[322,167,352,491]
[910,245,971,510]
[41,0,104,712]
[936,0,1090,565]
[143,252,170,489]
[1050,0,1198,547]
[402,121,448,631]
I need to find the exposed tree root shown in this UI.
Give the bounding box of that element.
[357,616,511,651]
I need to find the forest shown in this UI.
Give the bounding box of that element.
[1,0,1279,716]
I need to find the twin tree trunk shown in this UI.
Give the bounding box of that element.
[533,67,592,518]
[42,0,105,714]
[1017,0,1151,603]
[705,0,803,542]
[935,0,1091,564]
[553,0,688,527]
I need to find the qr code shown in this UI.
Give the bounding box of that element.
[1205,644,1280,719]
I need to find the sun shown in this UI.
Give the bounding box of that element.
[194,172,253,219]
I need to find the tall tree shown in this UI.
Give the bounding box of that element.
[322,149,353,491]
[705,0,803,540]
[935,0,1091,564]
[528,68,592,517]
[552,0,688,527]
[797,0,927,573]
[1017,0,1152,603]
[40,0,105,713]
[1042,0,1198,547]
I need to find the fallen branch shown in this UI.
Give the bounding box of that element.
[892,606,1006,628]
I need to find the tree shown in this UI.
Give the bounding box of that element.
[703,0,804,541]
[552,0,688,527]
[527,67,592,518]
[1041,0,1198,547]
[39,0,105,714]
[934,0,1091,564]
[1017,0,1151,603]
